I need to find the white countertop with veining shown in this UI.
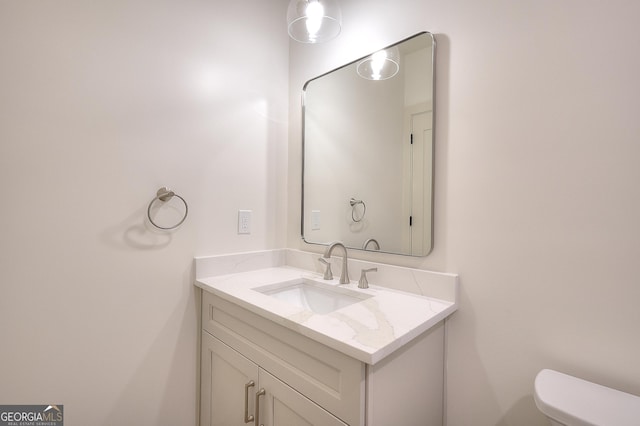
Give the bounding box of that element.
[196,263,457,364]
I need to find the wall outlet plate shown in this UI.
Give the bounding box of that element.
[238,210,251,234]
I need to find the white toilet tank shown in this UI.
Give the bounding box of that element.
[534,369,640,426]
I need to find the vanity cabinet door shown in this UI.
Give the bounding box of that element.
[259,369,348,426]
[202,290,364,425]
[201,331,259,426]
[201,331,348,426]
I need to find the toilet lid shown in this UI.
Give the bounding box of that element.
[534,369,640,426]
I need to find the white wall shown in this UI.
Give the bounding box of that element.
[288,1,640,425]
[0,0,288,424]
[3,1,639,425]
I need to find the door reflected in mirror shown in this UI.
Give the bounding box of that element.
[302,32,435,257]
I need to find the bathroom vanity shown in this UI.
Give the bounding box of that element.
[195,249,458,426]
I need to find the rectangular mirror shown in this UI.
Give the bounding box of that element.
[302,32,435,256]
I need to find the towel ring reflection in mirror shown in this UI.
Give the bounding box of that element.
[147,187,188,230]
[349,197,366,222]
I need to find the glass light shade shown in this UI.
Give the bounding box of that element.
[356,46,401,80]
[287,0,342,43]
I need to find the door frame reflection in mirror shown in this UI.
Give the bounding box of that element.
[301,31,435,257]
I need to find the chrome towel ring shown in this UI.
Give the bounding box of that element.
[349,197,366,222]
[147,187,188,230]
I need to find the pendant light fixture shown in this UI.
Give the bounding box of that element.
[287,0,342,43]
[356,46,400,80]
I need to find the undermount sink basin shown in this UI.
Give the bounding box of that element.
[254,279,372,315]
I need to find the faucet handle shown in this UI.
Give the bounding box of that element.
[358,267,377,289]
[318,258,333,280]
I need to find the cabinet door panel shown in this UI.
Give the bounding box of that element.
[202,292,364,425]
[259,370,348,426]
[201,331,258,426]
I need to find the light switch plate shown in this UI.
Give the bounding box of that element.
[311,210,321,230]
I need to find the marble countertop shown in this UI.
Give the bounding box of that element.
[196,265,457,365]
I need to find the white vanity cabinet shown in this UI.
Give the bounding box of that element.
[201,332,347,426]
[199,290,446,426]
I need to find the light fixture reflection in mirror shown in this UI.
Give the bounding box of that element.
[356,47,400,80]
[287,0,342,43]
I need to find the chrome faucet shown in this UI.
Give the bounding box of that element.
[362,238,380,251]
[323,242,350,284]
[318,257,333,280]
[358,268,377,289]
